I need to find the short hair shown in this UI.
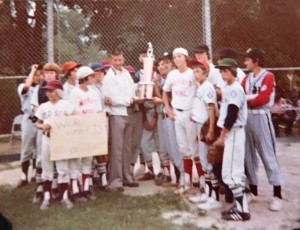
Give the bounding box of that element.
[221,67,237,77]
[191,63,209,75]
[110,48,123,57]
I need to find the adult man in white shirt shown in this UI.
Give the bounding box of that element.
[102,49,140,191]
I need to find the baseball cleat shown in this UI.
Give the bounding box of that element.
[221,210,250,221]
[32,192,43,204]
[138,172,155,181]
[246,192,257,203]
[197,197,222,210]
[16,179,28,189]
[269,197,282,211]
[189,192,208,203]
[221,205,238,215]
[61,198,74,209]
[40,199,50,210]
[82,191,96,201]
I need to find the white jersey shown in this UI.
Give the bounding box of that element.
[217,81,247,128]
[207,63,223,86]
[18,83,38,115]
[35,99,74,123]
[69,87,103,114]
[192,80,218,123]
[30,85,40,109]
[89,84,104,109]
[163,68,197,110]
[63,81,77,101]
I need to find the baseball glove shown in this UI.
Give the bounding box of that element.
[207,143,224,164]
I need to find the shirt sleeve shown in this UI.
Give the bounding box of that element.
[30,86,39,108]
[203,86,217,105]
[227,88,244,108]
[248,72,275,108]
[162,72,172,92]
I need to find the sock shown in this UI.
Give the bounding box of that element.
[82,174,90,192]
[21,160,30,180]
[174,165,180,183]
[183,158,193,187]
[205,173,212,196]
[97,162,107,186]
[249,184,258,196]
[36,167,42,184]
[194,158,204,178]
[147,162,154,175]
[210,172,219,201]
[273,185,282,199]
[139,153,145,165]
[235,193,249,213]
[162,161,171,177]
[59,183,69,201]
[43,180,52,199]
[32,158,36,169]
[71,179,79,194]
[52,163,58,190]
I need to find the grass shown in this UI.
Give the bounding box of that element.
[0,184,200,230]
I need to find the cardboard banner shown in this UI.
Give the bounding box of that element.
[49,113,108,161]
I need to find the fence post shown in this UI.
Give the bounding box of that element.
[202,0,212,59]
[47,0,54,62]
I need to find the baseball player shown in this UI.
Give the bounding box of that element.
[31,62,60,203]
[163,47,200,194]
[16,64,43,188]
[89,62,109,190]
[35,80,76,210]
[102,48,139,191]
[61,61,81,101]
[187,59,221,211]
[242,48,283,211]
[215,58,250,221]
[69,66,103,200]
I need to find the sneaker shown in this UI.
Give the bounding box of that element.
[189,193,208,203]
[61,199,74,209]
[72,193,87,202]
[221,205,238,215]
[161,176,172,187]
[197,197,222,210]
[246,192,257,203]
[222,209,251,221]
[134,165,146,178]
[174,186,189,195]
[83,191,96,200]
[154,173,165,186]
[269,197,283,211]
[32,192,43,204]
[138,172,155,181]
[16,179,28,189]
[40,199,50,210]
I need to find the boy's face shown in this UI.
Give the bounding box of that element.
[33,70,42,84]
[44,70,57,82]
[193,66,206,83]
[220,68,234,83]
[68,67,78,82]
[46,89,59,101]
[94,71,105,83]
[157,60,166,75]
[173,54,187,68]
[195,52,208,62]
[164,59,173,74]
[244,57,256,72]
[139,53,147,64]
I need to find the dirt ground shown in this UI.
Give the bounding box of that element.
[0,136,300,229]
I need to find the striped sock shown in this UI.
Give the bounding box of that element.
[210,172,219,201]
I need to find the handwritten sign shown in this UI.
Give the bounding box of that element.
[49,113,108,161]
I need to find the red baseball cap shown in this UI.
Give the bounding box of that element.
[188,59,210,72]
[124,65,136,74]
[100,59,112,69]
[42,80,63,90]
[62,61,81,74]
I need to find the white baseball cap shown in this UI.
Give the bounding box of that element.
[76,66,95,80]
[173,47,189,57]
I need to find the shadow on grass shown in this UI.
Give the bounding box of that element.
[0,185,200,230]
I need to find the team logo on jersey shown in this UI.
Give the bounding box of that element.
[207,92,213,98]
[230,91,237,98]
[261,84,267,91]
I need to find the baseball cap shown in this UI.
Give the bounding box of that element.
[217,48,237,60]
[242,48,266,60]
[193,44,209,53]
[173,47,189,57]
[124,65,136,74]
[76,66,95,80]
[42,80,63,90]
[100,60,112,69]
[62,61,81,74]
[89,62,105,72]
[215,58,239,69]
[187,59,210,72]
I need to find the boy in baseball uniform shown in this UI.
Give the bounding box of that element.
[163,48,201,194]
[69,66,103,200]
[242,48,283,211]
[215,58,250,221]
[17,64,43,188]
[35,80,76,210]
[187,59,221,211]
[31,62,60,203]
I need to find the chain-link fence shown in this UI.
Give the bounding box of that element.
[0,0,300,135]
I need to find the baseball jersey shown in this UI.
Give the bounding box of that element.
[69,87,103,114]
[18,83,38,115]
[102,67,136,116]
[242,69,275,110]
[163,68,197,110]
[207,63,223,86]
[89,84,105,109]
[35,99,74,123]
[217,81,247,128]
[63,81,77,101]
[192,80,218,123]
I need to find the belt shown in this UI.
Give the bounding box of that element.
[248,109,268,114]
[43,132,50,138]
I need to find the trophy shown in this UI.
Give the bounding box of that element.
[138,42,154,99]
